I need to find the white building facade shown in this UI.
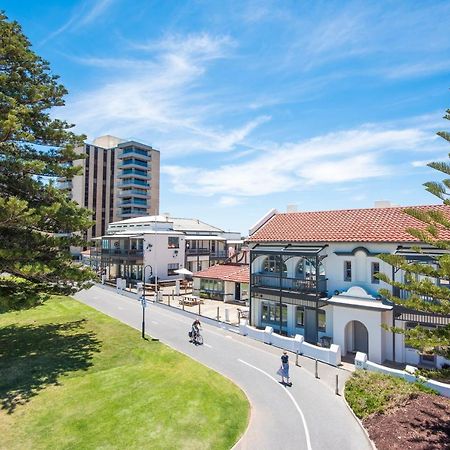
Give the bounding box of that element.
[248,206,450,367]
[94,215,240,283]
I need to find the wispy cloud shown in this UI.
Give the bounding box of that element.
[64,33,268,156]
[40,0,116,45]
[162,117,447,198]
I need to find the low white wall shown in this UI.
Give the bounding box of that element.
[356,353,450,398]
[240,324,341,366]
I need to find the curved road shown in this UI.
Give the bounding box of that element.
[75,286,371,450]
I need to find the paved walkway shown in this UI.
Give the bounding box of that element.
[75,286,371,450]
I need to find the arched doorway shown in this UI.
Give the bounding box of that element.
[345,320,369,355]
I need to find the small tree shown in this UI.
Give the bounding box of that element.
[378,108,450,359]
[0,12,95,311]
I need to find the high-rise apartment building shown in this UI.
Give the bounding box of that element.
[61,135,160,241]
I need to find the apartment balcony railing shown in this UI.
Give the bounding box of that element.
[117,189,148,198]
[118,169,149,179]
[186,248,211,256]
[117,179,149,188]
[118,159,148,168]
[101,249,144,257]
[119,199,147,206]
[251,273,327,295]
[120,207,148,215]
[185,249,227,257]
[119,148,151,159]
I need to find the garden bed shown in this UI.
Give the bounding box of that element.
[345,370,450,449]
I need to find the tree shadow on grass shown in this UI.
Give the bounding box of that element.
[0,319,101,414]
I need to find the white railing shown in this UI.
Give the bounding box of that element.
[239,323,341,366]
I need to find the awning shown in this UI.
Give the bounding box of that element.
[174,268,193,276]
[250,244,328,257]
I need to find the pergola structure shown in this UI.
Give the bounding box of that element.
[250,244,328,341]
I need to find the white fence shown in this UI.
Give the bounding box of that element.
[355,352,450,398]
[240,324,341,366]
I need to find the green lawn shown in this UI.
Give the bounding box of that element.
[344,370,436,419]
[0,296,249,450]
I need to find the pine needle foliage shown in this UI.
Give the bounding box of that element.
[0,12,95,311]
[378,108,450,358]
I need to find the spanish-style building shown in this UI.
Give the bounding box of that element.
[248,205,450,367]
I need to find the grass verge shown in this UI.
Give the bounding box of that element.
[344,370,436,419]
[0,296,249,450]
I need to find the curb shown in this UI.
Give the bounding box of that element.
[342,383,377,450]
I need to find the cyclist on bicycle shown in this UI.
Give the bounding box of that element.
[191,319,201,343]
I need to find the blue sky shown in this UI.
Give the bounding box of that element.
[4,0,450,234]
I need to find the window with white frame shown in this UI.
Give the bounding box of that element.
[344,261,352,282]
[167,263,179,276]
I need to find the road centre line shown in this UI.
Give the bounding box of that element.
[203,343,213,348]
[238,359,312,450]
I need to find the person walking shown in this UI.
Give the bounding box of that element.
[279,351,291,386]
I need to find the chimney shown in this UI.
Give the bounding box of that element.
[286,204,298,213]
[374,200,396,208]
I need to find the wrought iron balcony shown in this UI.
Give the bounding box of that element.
[101,249,144,257]
[251,273,327,295]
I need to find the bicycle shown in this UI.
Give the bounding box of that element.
[189,328,203,345]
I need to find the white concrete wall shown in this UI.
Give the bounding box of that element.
[331,304,393,364]
[357,358,450,398]
[143,233,185,281]
[322,242,397,297]
[240,324,341,366]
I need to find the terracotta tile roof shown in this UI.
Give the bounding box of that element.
[193,264,249,283]
[248,205,450,243]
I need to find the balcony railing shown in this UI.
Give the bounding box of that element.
[185,248,227,257]
[251,273,327,295]
[119,198,147,206]
[119,159,148,168]
[118,189,148,198]
[117,179,149,187]
[119,148,151,159]
[118,169,149,179]
[120,208,148,216]
[101,249,144,257]
[186,248,210,256]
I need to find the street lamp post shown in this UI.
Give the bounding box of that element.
[142,264,152,339]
